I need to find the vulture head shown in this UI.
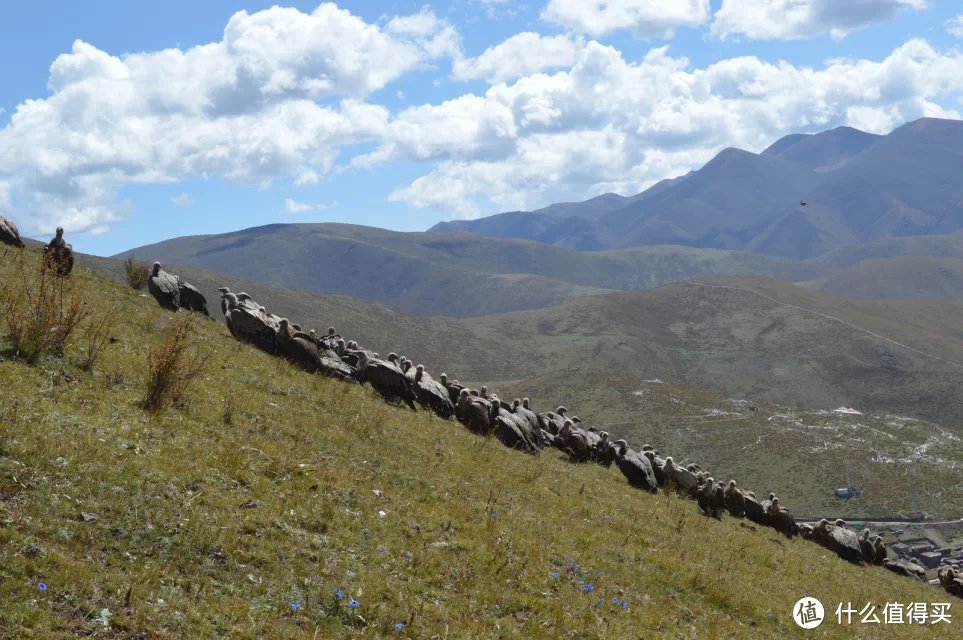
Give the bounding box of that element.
[328,327,336,335]
[415,364,424,381]
[217,287,230,294]
[223,292,239,309]
[556,406,567,416]
[439,373,448,385]
[151,262,162,276]
[522,398,530,409]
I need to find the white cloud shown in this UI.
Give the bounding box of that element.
[284,197,324,213]
[948,14,963,38]
[712,0,928,41]
[170,193,193,207]
[542,0,710,38]
[452,33,584,84]
[0,3,454,234]
[384,39,963,217]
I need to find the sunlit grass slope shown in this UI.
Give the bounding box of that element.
[0,250,956,639]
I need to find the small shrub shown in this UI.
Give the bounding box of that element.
[1,253,86,363]
[78,302,120,371]
[143,318,210,412]
[124,255,150,290]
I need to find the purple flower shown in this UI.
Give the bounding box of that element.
[395,623,405,631]
[290,602,301,612]
[583,583,594,593]
[38,582,47,592]
[612,597,619,604]
[551,571,560,579]
[620,600,628,610]
[349,599,359,608]
[334,588,345,600]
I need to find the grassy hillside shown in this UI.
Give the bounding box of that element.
[492,369,963,520]
[115,223,824,317]
[813,257,963,301]
[813,231,963,269]
[1,247,957,639]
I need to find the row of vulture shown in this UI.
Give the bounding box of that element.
[204,286,960,599]
[0,218,74,276]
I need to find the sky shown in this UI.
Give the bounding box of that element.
[2,1,963,255]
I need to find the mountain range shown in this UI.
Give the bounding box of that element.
[431,118,963,259]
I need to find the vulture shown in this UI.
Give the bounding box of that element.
[440,374,465,406]
[742,491,768,526]
[489,399,539,454]
[661,457,698,494]
[223,293,279,354]
[882,559,926,582]
[175,276,210,317]
[558,420,591,463]
[594,432,617,467]
[643,451,665,484]
[43,228,73,276]
[318,354,359,383]
[147,262,181,311]
[724,480,746,518]
[612,440,658,493]
[766,498,797,540]
[858,530,876,565]
[356,351,418,411]
[217,287,232,317]
[0,215,25,248]
[456,389,492,434]
[811,519,857,561]
[938,566,963,598]
[408,365,455,419]
[276,319,321,373]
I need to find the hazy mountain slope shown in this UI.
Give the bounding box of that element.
[117,223,825,316]
[815,256,963,301]
[600,148,823,249]
[9,252,954,638]
[457,277,963,427]
[813,230,963,269]
[495,369,963,519]
[430,117,963,258]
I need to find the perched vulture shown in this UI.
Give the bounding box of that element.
[276,319,321,373]
[408,365,455,419]
[175,276,210,317]
[43,228,74,276]
[0,215,25,248]
[356,351,418,411]
[223,293,279,354]
[147,262,181,311]
[612,440,658,493]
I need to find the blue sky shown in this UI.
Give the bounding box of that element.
[2,0,963,255]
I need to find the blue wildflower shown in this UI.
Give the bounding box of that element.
[551,571,560,579]
[596,598,603,606]
[395,623,405,631]
[334,588,345,600]
[349,599,359,608]
[38,582,47,592]
[612,597,619,604]
[583,583,594,593]
[290,602,301,612]
[621,600,628,610]
[404,552,412,562]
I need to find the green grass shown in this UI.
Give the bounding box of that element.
[0,249,957,639]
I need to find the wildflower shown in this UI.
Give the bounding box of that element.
[551,572,560,579]
[596,598,603,606]
[38,582,47,591]
[334,588,345,600]
[612,597,619,604]
[583,583,594,593]
[404,552,412,562]
[621,600,628,610]
[395,623,405,631]
[349,599,359,608]
[290,602,301,612]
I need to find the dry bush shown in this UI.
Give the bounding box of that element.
[78,302,121,371]
[143,318,210,412]
[124,255,150,290]
[1,253,87,363]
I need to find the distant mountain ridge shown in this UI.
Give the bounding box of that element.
[431,118,963,259]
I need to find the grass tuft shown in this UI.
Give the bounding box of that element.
[143,317,210,412]
[0,251,86,363]
[123,254,150,290]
